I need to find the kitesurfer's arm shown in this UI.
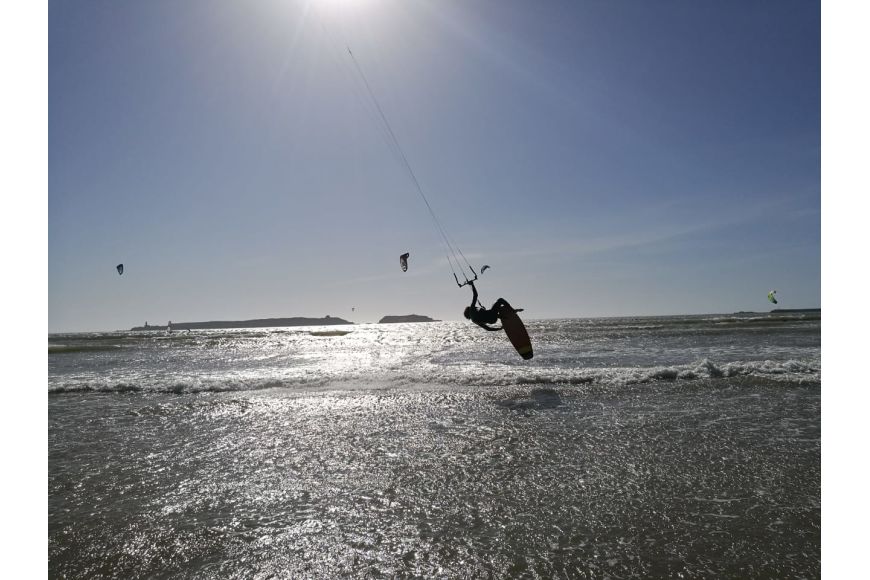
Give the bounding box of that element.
[469,281,479,309]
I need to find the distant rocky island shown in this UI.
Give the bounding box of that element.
[732,309,821,315]
[131,316,353,331]
[378,314,439,324]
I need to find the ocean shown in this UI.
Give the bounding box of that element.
[48,313,820,578]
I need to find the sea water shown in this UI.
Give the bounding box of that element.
[49,313,820,578]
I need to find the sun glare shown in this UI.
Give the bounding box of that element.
[280,0,374,25]
[313,0,371,12]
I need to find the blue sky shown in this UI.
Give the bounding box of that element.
[48,0,820,332]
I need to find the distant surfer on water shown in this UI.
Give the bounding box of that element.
[463,280,521,331]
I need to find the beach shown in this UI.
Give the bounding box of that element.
[49,314,820,578]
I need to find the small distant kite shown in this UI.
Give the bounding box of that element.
[480,265,490,274]
[116,264,124,275]
[767,290,778,304]
[399,252,409,272]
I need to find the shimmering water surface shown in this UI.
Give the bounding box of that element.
[49,314,820,578]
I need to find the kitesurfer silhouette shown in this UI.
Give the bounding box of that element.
[463,280,521,331]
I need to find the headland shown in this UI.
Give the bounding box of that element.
[378,314,439,323]
[131,316,353,331]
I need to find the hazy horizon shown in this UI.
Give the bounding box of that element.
[50,306,822,335]
[49,0,820,334]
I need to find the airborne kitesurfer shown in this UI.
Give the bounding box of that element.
[463,280,521,332]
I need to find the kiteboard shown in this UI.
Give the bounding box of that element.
[500,307,533,360]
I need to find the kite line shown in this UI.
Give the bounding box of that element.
[342,46,478,286]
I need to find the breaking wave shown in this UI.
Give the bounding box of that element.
[48,357,819,395]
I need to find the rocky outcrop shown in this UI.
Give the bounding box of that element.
[131,316,352,331]
[378,314,439,324]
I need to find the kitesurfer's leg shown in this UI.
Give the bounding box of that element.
[493,298,512,315]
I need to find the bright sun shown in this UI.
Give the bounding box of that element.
[304,0,373,21]
[314,0,370,9]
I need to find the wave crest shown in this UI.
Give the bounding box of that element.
[49,357,819,395]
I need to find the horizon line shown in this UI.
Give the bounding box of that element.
[47,307,821,335]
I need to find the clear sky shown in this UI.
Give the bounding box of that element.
[48,0,820,332]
